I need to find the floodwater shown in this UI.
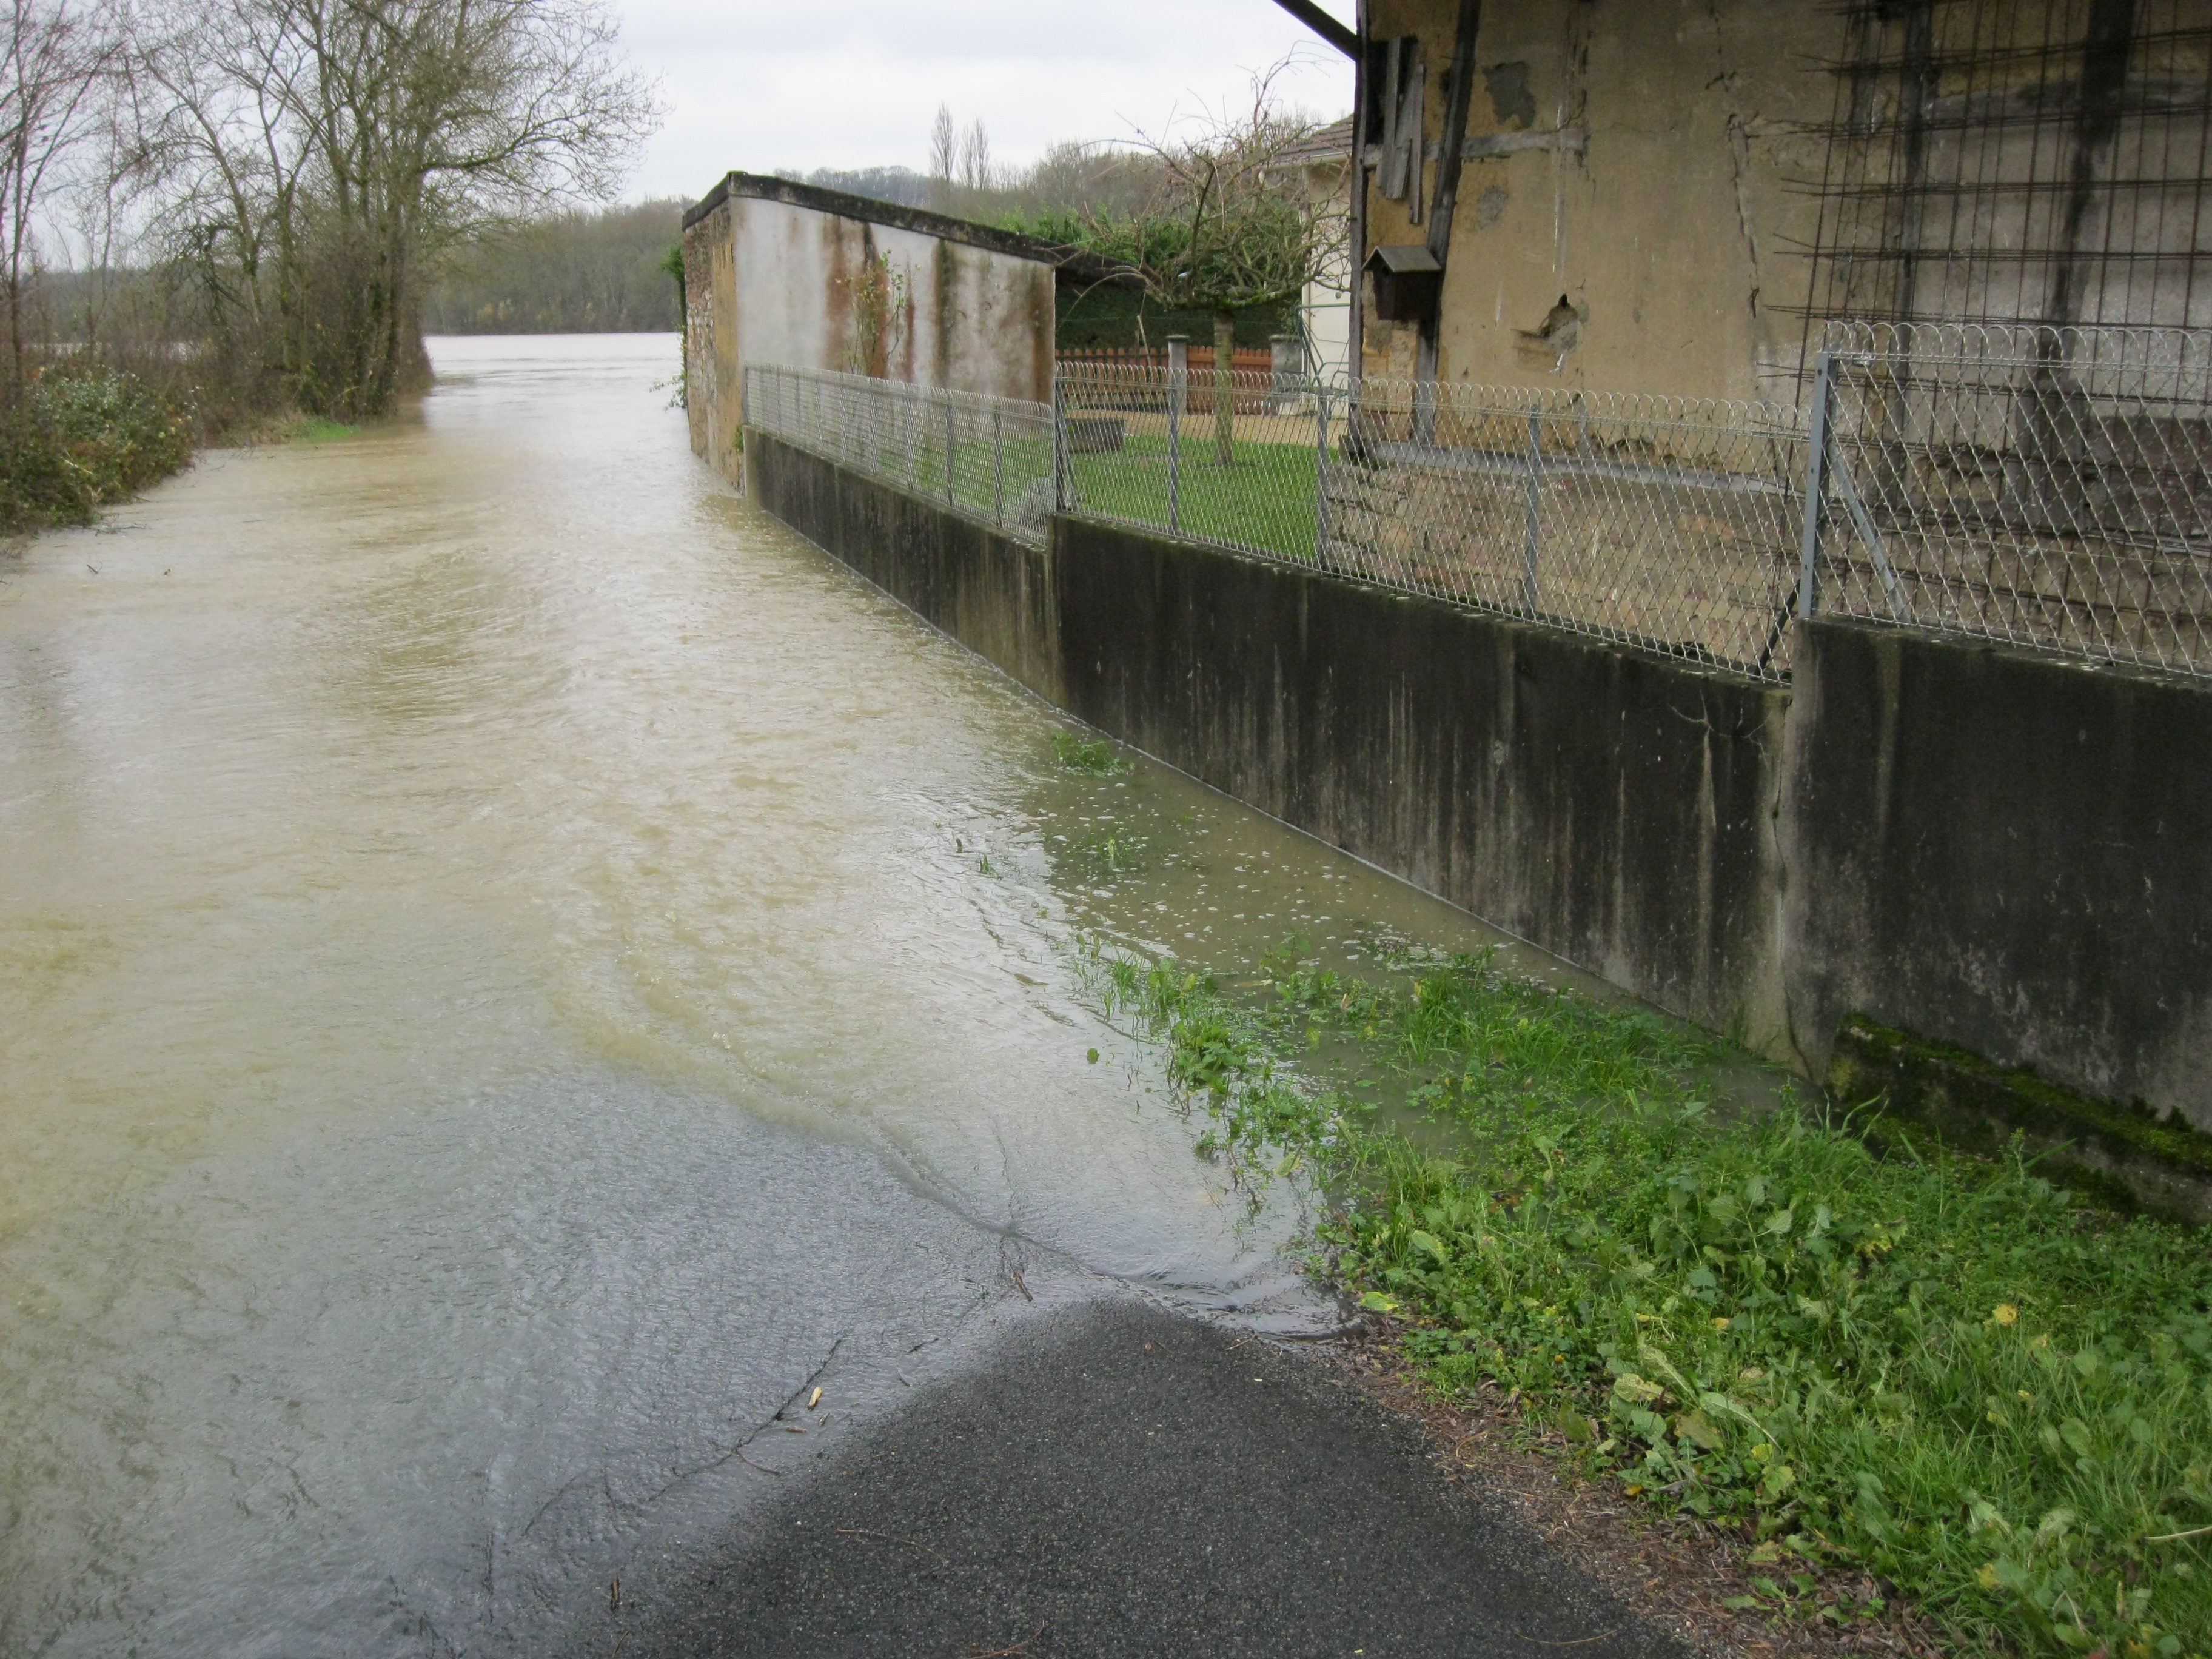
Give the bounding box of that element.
[0,335,1556,1656]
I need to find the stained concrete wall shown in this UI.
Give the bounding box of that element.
[683,174,1057,486]
[746,430,1062,705]
[1782,620,2212,1120]
[1053,517,1792,1045]
[745,432,2212,1136]
[684,196,740,477]
[748,429,1789,1053]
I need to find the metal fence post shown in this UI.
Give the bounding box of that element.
[942,389,956,508]
[1797,347,1835,621]
[1166,335,1187,535]
[905,381,918,490]
[1522,406,1543,614]
[1314,385,1332,561]
[1051,372,1070,515]
[992,406,1005,527]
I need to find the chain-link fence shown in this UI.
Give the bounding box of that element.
[1809,321,2212,678]
[1330,380,1808,678]
[1055,361,1808,677]
[743,330,2212,686]
[1054,355,1337,566]
[745,363,1058,548]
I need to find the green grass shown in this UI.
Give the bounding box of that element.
[1082,937,2212,1656]
[281,415,357,444]
[827,427,1324,564]
[1069,433,1319,563]
[1051,730,1128,776]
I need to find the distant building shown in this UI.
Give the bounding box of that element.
[1273,115,1355,384]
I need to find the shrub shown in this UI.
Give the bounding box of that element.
[0,367,192,532]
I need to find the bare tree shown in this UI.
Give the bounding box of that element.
[0,0,122,396]
[135,0,659,417]
[957,116,990,190]
[59,81,162,357]
[1091,63,1342,463]
[927,102,953,185]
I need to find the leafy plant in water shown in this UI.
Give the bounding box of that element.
[1051,731,1127,776]
[1076,940,1367,1195]
[1062,825,1147,883]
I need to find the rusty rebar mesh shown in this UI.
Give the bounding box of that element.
[743,364,1059,549]
[1794,0,2212,357]
[1815,320,2212,675]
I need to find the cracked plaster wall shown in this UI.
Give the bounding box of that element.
[1364,0,1838,403]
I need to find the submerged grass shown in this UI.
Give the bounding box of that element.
[278,415,357,444]
[1051,730,1128,776]
[1082,937,2212,1656]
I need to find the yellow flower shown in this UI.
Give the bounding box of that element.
[1976,1562,2000,1590]
[1712,1316,1731,1330]
[1992,1304,2019,1327]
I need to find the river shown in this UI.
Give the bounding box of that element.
[0,334,1544,1655]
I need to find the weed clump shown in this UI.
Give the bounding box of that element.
[1088,937,2212,1656]
[0,367,192,533]
[1051,731,1127,776]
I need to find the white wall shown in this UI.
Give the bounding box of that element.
[721,195,1053,395]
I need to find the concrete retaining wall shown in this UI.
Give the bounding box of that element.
[746,431,1062,703]
[745,431,2212,1136]
[1783,622,2212,1121]
[1051,517,1792,1048]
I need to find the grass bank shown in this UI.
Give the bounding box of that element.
[1068,434,1318,561]
[1085,939,2212,1657]
[0,367,193,534]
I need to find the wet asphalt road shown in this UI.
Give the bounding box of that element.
[625,1300,1680,1659]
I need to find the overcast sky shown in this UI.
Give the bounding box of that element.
[614,0,1356,203]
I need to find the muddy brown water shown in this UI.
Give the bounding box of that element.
[0,335,1598,1656]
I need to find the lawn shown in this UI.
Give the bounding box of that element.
[793,418,1325,566]
[1068,432,1321,564]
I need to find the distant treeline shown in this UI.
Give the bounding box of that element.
[777,166,930,207]
[423,201,687,335]
[411,139,1304,345]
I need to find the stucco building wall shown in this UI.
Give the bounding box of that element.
[1361,0,1845,403]
[1360,0,2212,398]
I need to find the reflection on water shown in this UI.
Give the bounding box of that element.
[0,335,1547,1655]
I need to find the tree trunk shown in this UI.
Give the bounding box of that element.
[1213,310,1235,466]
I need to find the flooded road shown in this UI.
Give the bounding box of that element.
[0,335,1545,1655]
